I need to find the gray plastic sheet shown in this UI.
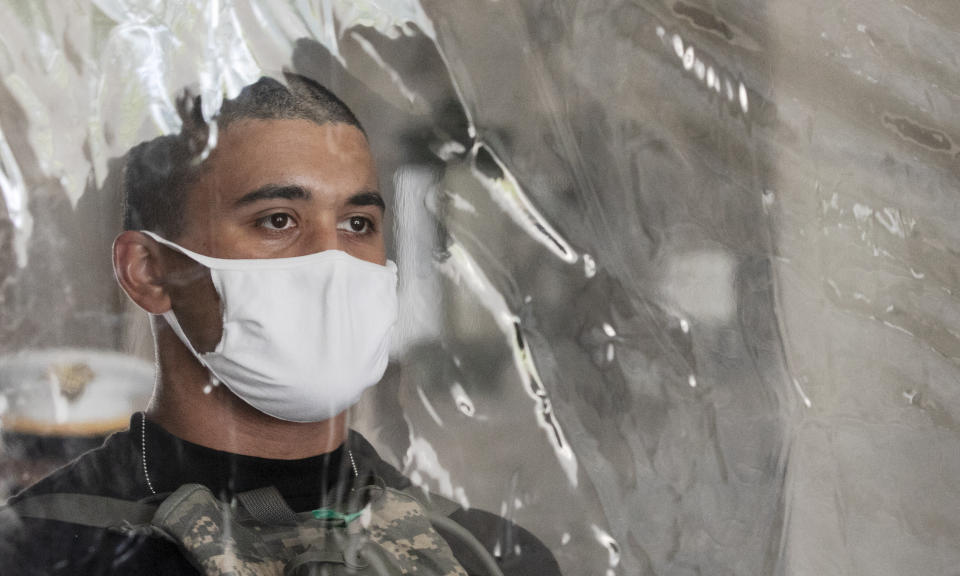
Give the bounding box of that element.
[1,1,959,575]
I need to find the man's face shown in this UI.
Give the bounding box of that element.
[161,118,385,351]
[177,118,384,261]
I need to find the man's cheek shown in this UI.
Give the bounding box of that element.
[169,270,224,353]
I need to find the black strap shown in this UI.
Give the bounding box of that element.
[237,485,299,526]
[428,512,505,576]
[9,493,158,528]
[8,484,463,529]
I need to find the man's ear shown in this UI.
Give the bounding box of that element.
[113,231,172,315]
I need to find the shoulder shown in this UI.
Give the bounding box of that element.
[442,507,562,576]
[348,430,561,575]
[11,427,142,503]
[1,510,190,576]
[347,428,412,490]
[1,429,187,575]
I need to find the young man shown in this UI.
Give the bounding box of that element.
[2,73,559,575]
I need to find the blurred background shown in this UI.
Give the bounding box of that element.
[0,1,958,574]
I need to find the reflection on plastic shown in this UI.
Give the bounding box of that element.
[0,1,959,576]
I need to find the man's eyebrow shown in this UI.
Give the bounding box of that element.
[348,190,385,212]
[234,184,311,206]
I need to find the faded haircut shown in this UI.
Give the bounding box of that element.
[121,72,364,238]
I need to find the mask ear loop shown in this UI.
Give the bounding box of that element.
[140,230,224,389]
[139,230,224,268]
[161,310,207,361]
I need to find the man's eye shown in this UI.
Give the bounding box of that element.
[337,216,374,235]
[258,213,296,230]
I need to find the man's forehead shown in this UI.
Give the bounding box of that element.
[210,117,372,169]
[187,118,377,207]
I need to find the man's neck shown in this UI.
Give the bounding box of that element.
[147,321,347,459]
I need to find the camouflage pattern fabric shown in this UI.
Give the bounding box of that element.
[151,483,468,576]
[365,488,469,576]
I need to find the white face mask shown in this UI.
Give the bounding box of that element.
[141,231,398,423]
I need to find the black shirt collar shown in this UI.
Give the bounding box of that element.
[140,413,357,512]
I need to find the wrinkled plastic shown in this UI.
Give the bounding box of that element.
[1,1,959,575]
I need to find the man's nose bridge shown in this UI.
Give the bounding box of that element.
[305,221,341,254]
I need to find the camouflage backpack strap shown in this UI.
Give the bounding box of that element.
[409,487,462,518]
[392,487,505,576]
[151,483,285,576]
[150,483,404,576]
[366,487,476,576]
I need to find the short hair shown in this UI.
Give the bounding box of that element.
[122,72,364,238]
